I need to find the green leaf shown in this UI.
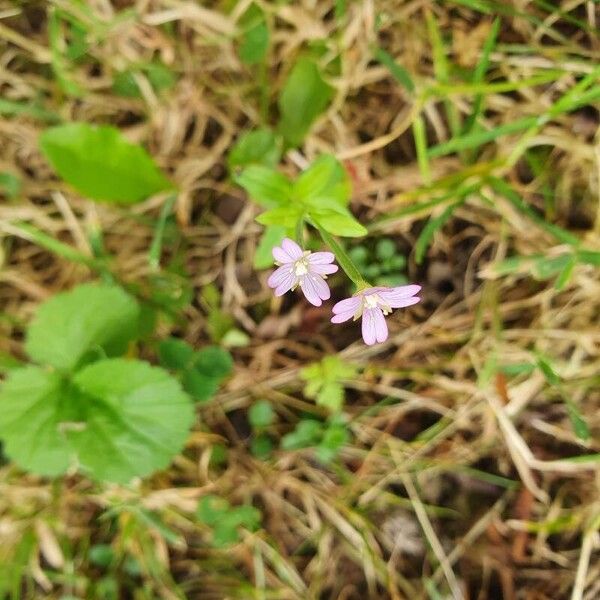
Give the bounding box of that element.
[281,419,323,450]
[0,360,194,482]
[256,205,304,228]
[197,495,230,526]
[181,347,233,403]
[316,423,349,462]
[158,338,195,370]
[316,382,344,412]
[25,283,140,371]
[375,238,396,261]
[197,495,261,548]
[564,399,590,441]
[194,347,233,379]
[0,172,21,199]
[278,57,334,148]
[235,165,292,208]
[415,201,462,264]
[239,19,269,65]
[250,434,273,459]
[228,128,281,171]
[310,208,367,237]
[254,225,286,269]
[373,47,415,92]
[40,123,174,204]
[293,154,350,206]
[500,363,536,376]
[248,400,275,429]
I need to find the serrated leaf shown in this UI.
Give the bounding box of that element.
[310,208,367,237]
[0,360,194,482]
[278,57,333,148]
[26,284,140,371]
[228,129,281,171]
[235,165,292,208]
[40,123,174,204]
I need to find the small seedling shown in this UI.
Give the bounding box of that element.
[348,238,408,287]
[301,356,358,412]
[197,495,261,548]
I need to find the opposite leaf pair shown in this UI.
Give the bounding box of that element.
[267,239,422,346]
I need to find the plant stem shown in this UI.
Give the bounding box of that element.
[314,224,369,290]
[296,217,305,247]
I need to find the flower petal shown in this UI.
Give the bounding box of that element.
[385,295,421,309]
[299,276,322,306]
[361,308,379,345]
[309,274,331,300]
[372,307,388,343]
[379,284,421,300]
[272,246,293,263]
[308,251,335,264]
[281,238,303,259]
[267,265,294,289]
[331,310,355,323]
[310,263,338,276]
[332,296,361,315]
[274,272,295,296]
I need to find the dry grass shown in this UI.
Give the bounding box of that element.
[0,0,599,599]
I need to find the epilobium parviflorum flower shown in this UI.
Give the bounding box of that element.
[331,285,421,345]
[267,238,338,306]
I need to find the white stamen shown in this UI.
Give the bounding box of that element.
[294,259,309,276]
[364,294,380,309]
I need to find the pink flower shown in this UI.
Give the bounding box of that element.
[267,238,338,307]
[331,285,421,345]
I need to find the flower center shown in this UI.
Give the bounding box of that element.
[294,259,309,277]
[363,293,381,309]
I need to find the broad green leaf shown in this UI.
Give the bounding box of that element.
[194,347,233,379]
[25,283,140,371]
[181,346,233,402]
[278,57,333,148]
[158,338,195,370]
[293,154,350,205]
[310,208,367,237]
[235,165,292,208]
[248,400,274,429]
[317,382,344,412]
[0,360,194,482]
[254,225,286,269]
[239,19,269,65]
[228,129,281,171]
[256,205,304,228]
[40,123,174,204]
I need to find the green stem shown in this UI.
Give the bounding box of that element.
[314,224,369,290]
[295,217,305,247]
[148,193,177,270]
